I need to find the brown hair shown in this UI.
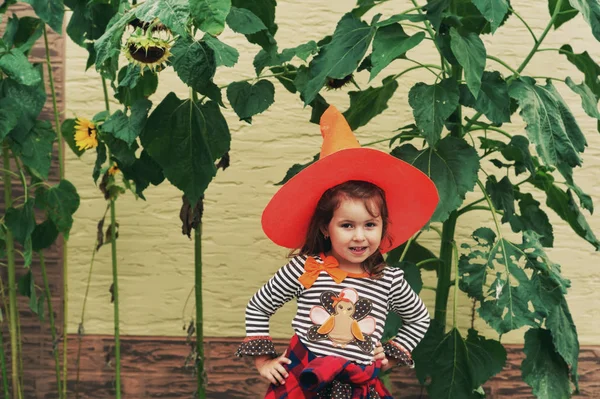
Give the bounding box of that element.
[291,180,390,278]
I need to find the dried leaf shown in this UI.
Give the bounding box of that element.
[96,216,105,251]
[180,196,205,238]
[109,283,114,303]
[104,223,119,246]
[216,152,230,171]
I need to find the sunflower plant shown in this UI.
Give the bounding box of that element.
[246,0,599,398]
[0,8,80,399]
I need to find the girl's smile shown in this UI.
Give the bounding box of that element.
[323,198,383,273]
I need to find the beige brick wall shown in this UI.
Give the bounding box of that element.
[65,0,600,344]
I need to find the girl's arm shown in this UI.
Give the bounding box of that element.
[385,268,431,368]
[235,256,305,358]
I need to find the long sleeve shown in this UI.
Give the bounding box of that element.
[384,268,430,366]
[235,256,305,357]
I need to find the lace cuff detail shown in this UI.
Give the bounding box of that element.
[235,336,278,358]
[383,341,414,368]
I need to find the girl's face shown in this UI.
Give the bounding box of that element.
[323,197,383,270]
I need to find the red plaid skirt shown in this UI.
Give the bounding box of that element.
[264,335,393,399]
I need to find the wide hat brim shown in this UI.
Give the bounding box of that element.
[262,148,439,253]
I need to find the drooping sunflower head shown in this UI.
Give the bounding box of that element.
[123,28,172,72]
[325,74,354,90]
[74,118,98,151]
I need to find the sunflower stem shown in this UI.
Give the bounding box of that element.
[194,201,206,399]
[102,75,121,398]
[43,24,68,399]
[109,197,121,399]
[39,252,62,396]
[2,143,22,399]
[0,324,9,399]
[76,205,108,399]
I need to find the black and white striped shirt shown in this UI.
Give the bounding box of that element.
[244,255,430,365]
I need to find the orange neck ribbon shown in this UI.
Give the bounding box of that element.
[298,253,347,289]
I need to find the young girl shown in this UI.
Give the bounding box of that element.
[236,106,439,399]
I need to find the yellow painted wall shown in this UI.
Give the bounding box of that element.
[65,0,600,344]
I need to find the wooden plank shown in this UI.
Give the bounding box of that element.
[15,335,599,398]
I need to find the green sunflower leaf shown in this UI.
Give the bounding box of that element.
[2,15,43,55]
[549,0,579,29]
[0,48,42,86]
[104,134,138,168]
[485,175,514,222]
[280,41,318,62]
[459,227,495,300]
[546,297,580,388]
[31,219,59,252]
[5,200,35,245]
[556,162,593,213]
[94,6,133,71]
[301,13,375,104]
[465,329,507,388]
[460,229,541,334]
[509,193,554,247]
[522,328,572,399]
[35,180,80,240]
[226,80,275,123]
[102,99,152,147]
[565,76,600,120]
[369,23,424,81]
[392,136,479,223]
[388,261,422,294]
[9,120,55,180]
[0,97,21,141]
[386,240,440,271]
[119,150,165,200]
[0,73,46,140]
[276,153,319,186]
[375,13,427,27]
[190,0,231,36]
[226,6,266,34]
[343,76,398,130]
[408,78,460,146]
[426,328,506,399]
[471,0,509,33]
[61,119,85,158]
[501,135,535,175]
[560,45,600,96]
[203,34,239,67]
[65,0,119,51]
[231,0,277,50]
[134,0,189,37]
[531,170,600,249]
[567,0,600,42]
[140,93,230,206]
[93,143,107,183]
[114,65,159,108]
[17,269,39,317]
[21,0,64,34]
[423,0,451,31]
[559,45,600,131]
[171,35,217,94]
[449,28,486,98]
[508,77,584,168]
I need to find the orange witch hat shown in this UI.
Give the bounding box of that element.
[261,106,439,253]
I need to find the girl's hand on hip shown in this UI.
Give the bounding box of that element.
[374,341,392,371]
[255,354,291,386]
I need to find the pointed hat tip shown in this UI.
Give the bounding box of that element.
[319,105,360,158]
